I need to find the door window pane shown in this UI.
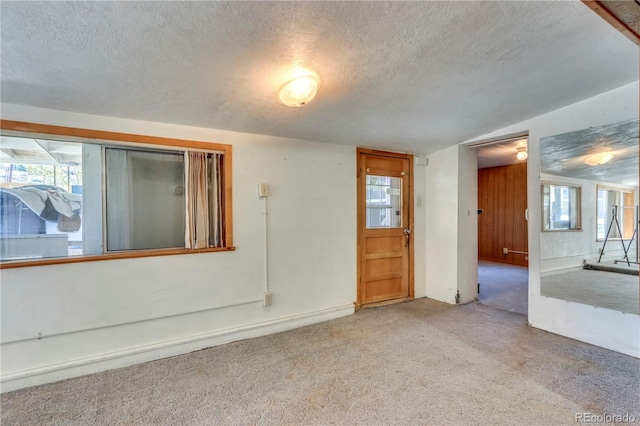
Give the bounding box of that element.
[366,175,402,228]
[106,148,185,251]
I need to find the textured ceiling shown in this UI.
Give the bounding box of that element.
[476,138,528,169]
[1,1,638,155]
[540,119,639,187]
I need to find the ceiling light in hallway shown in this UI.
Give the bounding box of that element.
[516,147,528,161]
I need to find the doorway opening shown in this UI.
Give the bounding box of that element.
[356,148,414,308]
[473,136,529,315]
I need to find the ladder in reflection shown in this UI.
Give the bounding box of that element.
[598,205,639,266]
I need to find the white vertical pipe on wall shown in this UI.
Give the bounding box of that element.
[263,195,269,294]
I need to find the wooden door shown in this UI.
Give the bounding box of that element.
[357,149,413,306]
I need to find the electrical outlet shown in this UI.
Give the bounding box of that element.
[503,248,509,255]
[258,183,269,197]
[262,292,272,307]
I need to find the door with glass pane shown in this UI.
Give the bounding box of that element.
[357,149,413,306]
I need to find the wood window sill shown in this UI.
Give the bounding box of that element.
[0,246,236,269]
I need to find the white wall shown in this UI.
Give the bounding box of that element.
[457,144,478,303]
[426,146,459,304]
[0,104,367,392]
[540,173,637,275]
[465,81,640,357]
[425,144,477,304]
[413,158,428,299]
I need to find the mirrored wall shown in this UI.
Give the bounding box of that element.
[539,119,639,314]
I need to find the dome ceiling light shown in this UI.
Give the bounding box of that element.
[278,73,320,107]
[516,147,528,161]
[584,152,614,166]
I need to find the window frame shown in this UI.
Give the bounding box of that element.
[596,185,636,242]
[0,120,234,269]
[541,181,582,232]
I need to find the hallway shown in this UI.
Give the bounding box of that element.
[478,260,528,315]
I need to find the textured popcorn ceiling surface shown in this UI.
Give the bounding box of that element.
[541,119,639,186]
[1,1,638,154]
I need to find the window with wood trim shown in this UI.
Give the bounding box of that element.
[542,183,581,231]
[597,186,635,240]
[0,121,232,267]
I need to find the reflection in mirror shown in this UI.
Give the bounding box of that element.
[539,119,639,314]
[542,183,581,231]
[597,187,635,239]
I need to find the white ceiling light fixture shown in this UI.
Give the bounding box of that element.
[584,152,614,166]
[278,73,320,107]
[516,147,528,161]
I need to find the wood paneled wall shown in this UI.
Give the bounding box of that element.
[478,163,528,267]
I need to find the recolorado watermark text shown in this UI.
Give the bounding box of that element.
[575,413,637,423]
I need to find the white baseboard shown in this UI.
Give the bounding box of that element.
[1,303,355,393]
[540,265,584,277]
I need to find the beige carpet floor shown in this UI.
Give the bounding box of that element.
[541,269,640,314]
[478,261,528,315]
[2,298,639,425]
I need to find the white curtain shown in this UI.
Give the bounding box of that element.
[185,151,210,249]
